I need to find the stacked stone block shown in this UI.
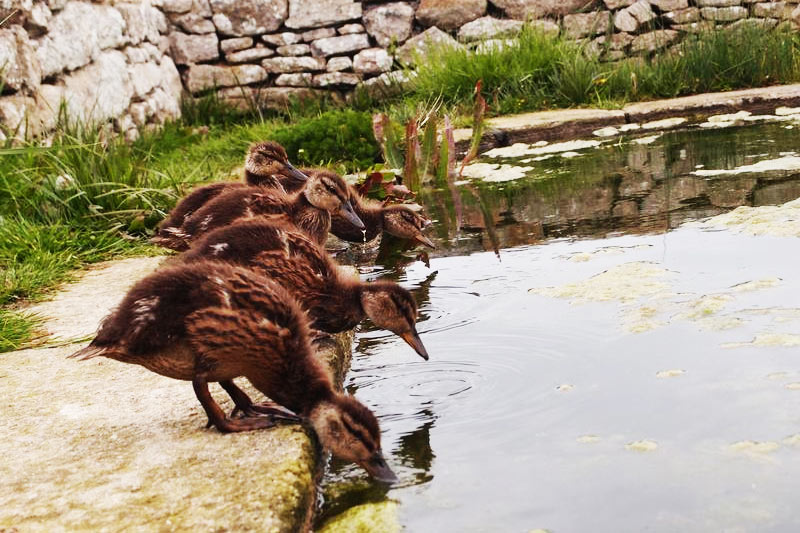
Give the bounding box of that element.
[0,1,182,142]
[3,0,800,140]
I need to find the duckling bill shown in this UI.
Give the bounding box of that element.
[70,261,397,482]
[182,218,429,360]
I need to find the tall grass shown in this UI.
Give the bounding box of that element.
[403,24,800,115]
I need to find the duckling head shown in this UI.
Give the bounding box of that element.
[309,394,397,483]
[360,281,428,360]
[303,170,364,229]
[245,141,308,185]
[383,204,435,248]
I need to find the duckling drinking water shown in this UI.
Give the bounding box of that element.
[182,218,429,359]
[70,260,397,482]
[155,141,307,249]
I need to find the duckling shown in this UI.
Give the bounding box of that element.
[160,170,364,251]
[182,218,429,359]
[331,200,435,248]
[70,260,397,482]
[154,141,308,251]
[278,169,434,248]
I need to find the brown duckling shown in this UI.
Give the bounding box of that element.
[331,199,434,248]
[278,170,434,248]
[154,141,308,250]
[182,218,429,359]
[159,170,364,251]
[70,260,397,482]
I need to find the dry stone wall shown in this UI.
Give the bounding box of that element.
[0,0,181,141]
[3,0,800,140]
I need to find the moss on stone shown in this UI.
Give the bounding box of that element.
[319,501,400,533]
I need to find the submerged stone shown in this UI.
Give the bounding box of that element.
[319,501,400,533]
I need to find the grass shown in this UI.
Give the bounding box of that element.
[398,23,800,116]
[2,23,800,351]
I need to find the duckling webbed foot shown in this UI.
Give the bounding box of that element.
[220,380,300,422]
[194,376,290,433]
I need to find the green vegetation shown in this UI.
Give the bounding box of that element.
[3,23,800,351]
[403,23,800,115]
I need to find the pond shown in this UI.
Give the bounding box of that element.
[320,122,800,532]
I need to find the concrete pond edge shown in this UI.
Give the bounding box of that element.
[454,84,800,155]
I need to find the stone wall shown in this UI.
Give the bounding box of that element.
[0,0,181,141]
[3,0,800,140]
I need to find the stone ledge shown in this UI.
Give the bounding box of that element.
[2,257,357,532]
[454,84,800,154]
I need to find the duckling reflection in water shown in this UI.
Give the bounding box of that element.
[154,141,308,247]
[182,218,429,359]
[70,260,397,482]
[156,170,363,251]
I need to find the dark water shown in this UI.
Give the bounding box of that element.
[319,122,800,532]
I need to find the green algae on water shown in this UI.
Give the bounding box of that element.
[319,501,400,533]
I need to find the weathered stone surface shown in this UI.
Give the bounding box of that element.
[275,72,312,86]
[649,0,688,10]
[184,63,267,93]
[0,94,50,138]
[326,56,352,71]
[363,2,414,47]
[731,17,779,29]
[35,2,126,77]
[116,2,166,45]
[161,0,193,13]
[171,12,216,34]
[352,48,392,74]
[310,33,369,57]
[148,86,182,123]
[361,69,415,98]
[530,19,560,37]
[220,37,253,53]
[61,50,133,123]
[562,11,610,38]
[700,6,747,20]
[301,27,336,42]
[614,8,638,32]
[210,0,287,36]
[286,0,361,30]
[0,25,41,92]
[338,23,364,34]
[395,26,463,66]
[47,0,67,11]
[587,31,634,55]
[753,2,788,18]
[263,32,302,47]
[124,45,150,63]
[457,16,523,42]
[628,0,656,23]
[665,7,700,23]
[604,0,634,8]
[25,2,52,35]
[226,46,274,63]
[218,85,319,110]
[417,0,486,30]
[490,0,595,19]
[313,71,360,86]
[277,43,311,56]
[158,55,183,103]
[696,0,740,5]
[192,0,213,17]
[262,56,326,73]
[631,29,678,53]
[169,32,219,65]
[130,61,162,98]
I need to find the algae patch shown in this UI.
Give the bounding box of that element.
[530,262,673,304]
[691,156,800,177]
[319,501,400,533]
[722,333,800,349]
[625,439,658,452]
[728,440,781,455]
[694,198,800,238]
[460,162,534,182]
[656,369,686,378]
